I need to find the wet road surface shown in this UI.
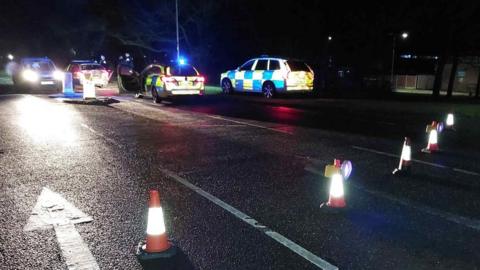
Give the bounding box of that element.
[1,93,479,269]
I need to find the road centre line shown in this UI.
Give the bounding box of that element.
[304,167,480,231]
[80,123,122,148]
[159,168,338,270]
[351,145,480,176]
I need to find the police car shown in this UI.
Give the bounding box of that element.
[137,63,205,103]
[220,56,314,98]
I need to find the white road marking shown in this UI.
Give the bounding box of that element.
[304,167,480,231]
[168,123,245,128]
[205,115,293,135]
[160,168,338,270]
[351,145,480,176]
[24,187,99,270]
[81,123,122,148]
[116,96,293,134]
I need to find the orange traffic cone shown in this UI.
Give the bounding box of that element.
[422,121,439,153]
[445,113,455,130]
[136,190,177,269]
[321,161,346,209]
[326,173,346,208]
[393,137,412,175]
[145,190,170,252]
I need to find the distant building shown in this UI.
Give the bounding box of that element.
[394,55,480,95]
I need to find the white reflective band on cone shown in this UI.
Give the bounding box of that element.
[446,114,454,126]
[401,146,411,161]
[330,173,344,198]
[146,207,166,235]
[429,130,438,144]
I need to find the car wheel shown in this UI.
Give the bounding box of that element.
[221,79,233,95]
[262,81,275,98]
[152,86,161,103]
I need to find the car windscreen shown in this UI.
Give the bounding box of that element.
[287,61,311,72]
[81,64,105,70]
[169,65,198,76]
[26,61,55,72]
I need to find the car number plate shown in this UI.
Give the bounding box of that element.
[40,81,55,85]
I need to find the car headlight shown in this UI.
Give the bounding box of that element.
[53,70,64,80]
[22,70,39,82]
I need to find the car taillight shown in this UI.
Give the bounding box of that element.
[73,71,82,79]
[196,76,205,83]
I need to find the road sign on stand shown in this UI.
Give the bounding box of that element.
[82,72,96,100]
[63,72,75,96]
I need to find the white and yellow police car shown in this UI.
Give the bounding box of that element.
[220,56,314,98]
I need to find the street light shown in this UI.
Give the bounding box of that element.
[328,36,332,41]
[175,0,180,61]
[390,32,409,91]
[7,53,14,61]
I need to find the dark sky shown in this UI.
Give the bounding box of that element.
[1,0,480,76]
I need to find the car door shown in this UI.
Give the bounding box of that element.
[252,59,268,92]
[236,60,255,91]
[141,65,164,94]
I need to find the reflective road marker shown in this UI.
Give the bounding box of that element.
[352,145,480,176]
[160,168,338,270]
[24,187,99,269]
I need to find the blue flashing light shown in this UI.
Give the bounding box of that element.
[178,57,186,65]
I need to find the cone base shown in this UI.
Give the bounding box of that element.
[136,241,178,270]
[421,148,432,154]
[392,167,411,176]
[320,201,348,213]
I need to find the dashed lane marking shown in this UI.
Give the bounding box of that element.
[352,145,480,176]
[80,123,122,148]
[160,168,338,270]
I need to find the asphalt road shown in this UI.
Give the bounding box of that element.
[1,91,479,270]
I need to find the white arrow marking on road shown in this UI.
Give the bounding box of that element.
[24,187,99,270]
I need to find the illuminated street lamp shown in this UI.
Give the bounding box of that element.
[175,0,180,61]
[390,31,409,90]
[328,36,332,41]
[7,53,14,61]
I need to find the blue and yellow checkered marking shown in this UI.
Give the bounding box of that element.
[224,70,284,92]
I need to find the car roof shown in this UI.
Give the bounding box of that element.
[70,60,97,64]
[250,57,285,61]
[21,57,52,63]
[251,56,309,62]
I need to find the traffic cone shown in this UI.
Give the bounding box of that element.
[446,113,455,130]
[422,121,439,153]
[326,173,346,208]
[136,190,177,269]
[321,161,346,209]
[393,137,412,175]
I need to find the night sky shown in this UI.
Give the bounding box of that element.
[1,0,480,78]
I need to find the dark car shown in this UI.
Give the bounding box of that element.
[12,57,63,90]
